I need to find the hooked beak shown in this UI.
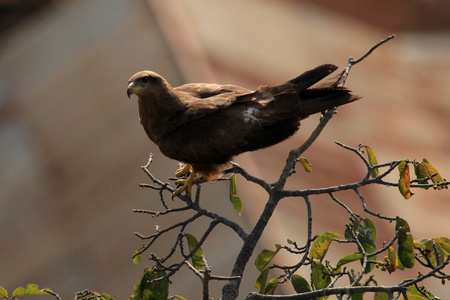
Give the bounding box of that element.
[127,82,135,98]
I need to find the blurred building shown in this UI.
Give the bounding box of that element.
[1,0,449,299]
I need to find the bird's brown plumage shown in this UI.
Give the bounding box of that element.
[127,64,360,181]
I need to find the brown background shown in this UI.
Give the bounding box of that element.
[1,0,449,299]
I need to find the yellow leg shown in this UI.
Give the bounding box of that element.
[175,163,192,178]
[173,171,198,199]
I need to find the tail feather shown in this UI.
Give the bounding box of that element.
[236,64,360,154]
[288,64,338,89]
[297,88,360,119]
[286,64,360,118]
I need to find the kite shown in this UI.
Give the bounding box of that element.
[127,64,360,197]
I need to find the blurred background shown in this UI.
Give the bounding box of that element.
[1,0,449,299]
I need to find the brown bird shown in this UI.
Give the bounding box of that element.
[127,64,360,197]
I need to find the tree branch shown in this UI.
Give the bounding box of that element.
[245,285,406,300]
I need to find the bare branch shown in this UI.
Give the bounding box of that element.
[353,188,396,221]
[44,289,62,300]
[336,35,395,87]
[278,109,336,189]
[400,253,450,288]
[245,285,406,300]
[285,196,314,278]
[225,162,273,193]
[132,206,191,217]
[328,192,362,221]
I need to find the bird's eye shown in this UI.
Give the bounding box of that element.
[141,76,151,83]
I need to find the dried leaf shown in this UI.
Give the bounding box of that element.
[384,246,398,273]
[414,158,447,190]
[398,161,413,199]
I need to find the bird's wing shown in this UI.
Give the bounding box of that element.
[167,83,257,126]
[175,83,253,98]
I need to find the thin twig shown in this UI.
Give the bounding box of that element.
[44,289,62,300]
[132,206,190,216]
[328,192,362,221]
[336,35,395,86]
[225,162,273,193]
[278,108,336,189]
[353,188,396,221]
[286,196,314,277]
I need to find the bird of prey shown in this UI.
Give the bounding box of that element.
[127,64,360,197]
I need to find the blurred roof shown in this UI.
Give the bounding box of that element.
[301,0,450,31]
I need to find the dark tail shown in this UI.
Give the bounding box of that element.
[297,87,360,119]
[286,64,360,119]
[289,64,338,89]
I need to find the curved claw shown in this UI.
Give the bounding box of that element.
[173,171,198,199]
[175,164,192,178]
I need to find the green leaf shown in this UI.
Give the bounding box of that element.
[311,261,331,299]
[229,174,243,214]
[185,233,204,270]
[297,157,312,173]
[99,293,115,300]
[264,278,278,295]
[255,244,281,271]
[398,161,413,199]
[309,232,341,262]
[133,247,144,265]
[395,217,411,232]
[0,286,7,298]
[416,237,449,267]
[172,296,187,300]
[131,267,169,300]
[396,217,415,268]
[361,218,377,254]
[363,145,379,178]
[254,267,270,292]
[12,284,50,297]
[360,219,377,273]
[436,236,450,252]
[291,274,311,293]
[351,291,363,300]
[404,285,438,300]
[414,239,428,251]
[336,253,364,269]
[374,291,390,300]
[345,219,377,273]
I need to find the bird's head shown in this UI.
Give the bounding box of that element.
[127,71,166,99]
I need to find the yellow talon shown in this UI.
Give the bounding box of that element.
[175,163,192,178]
[173,171,198,198]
